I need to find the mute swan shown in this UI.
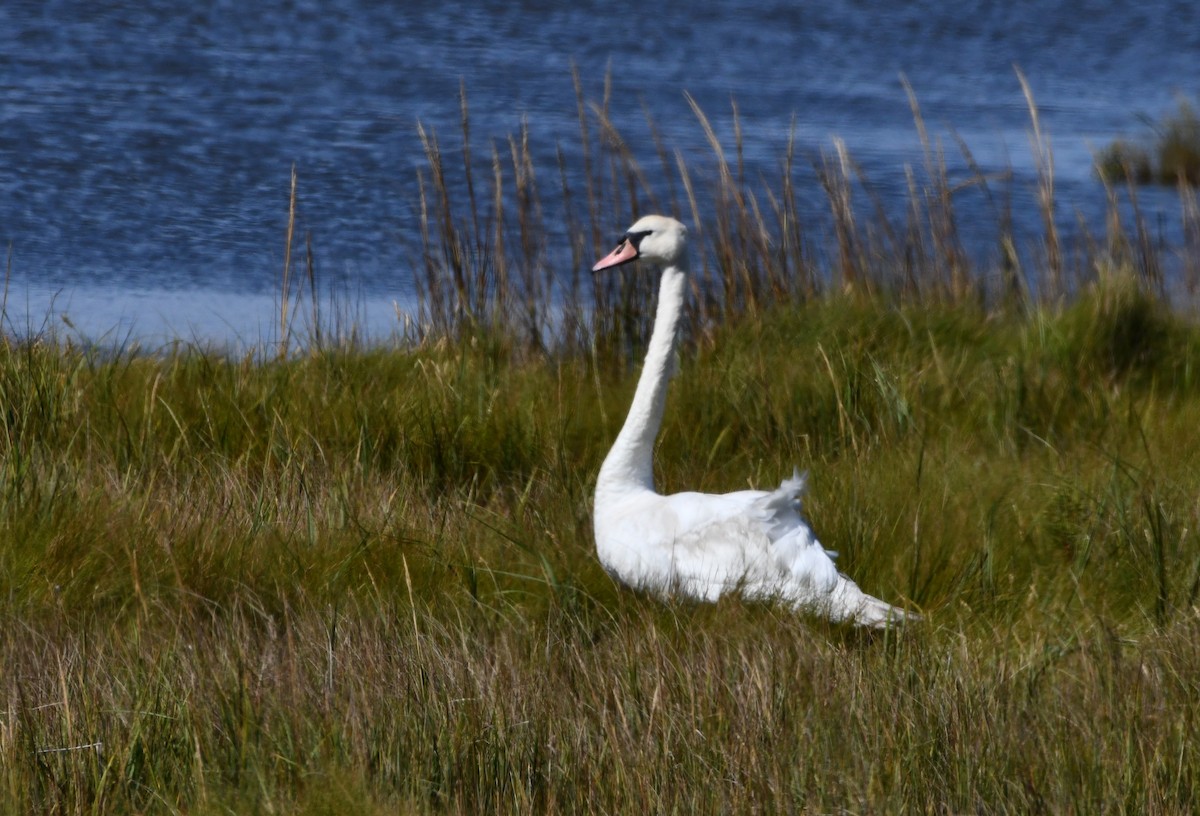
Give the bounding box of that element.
[592,215,915,627]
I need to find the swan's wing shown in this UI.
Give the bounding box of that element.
[658,469,840,602]
[600,489,767,600]
[599,471,913,626]
[738,471,914,625]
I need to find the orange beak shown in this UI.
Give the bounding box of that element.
[591,237,640,272]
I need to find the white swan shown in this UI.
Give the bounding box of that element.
[592,215,916,627]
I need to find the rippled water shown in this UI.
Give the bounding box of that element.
[2,0,1198,345]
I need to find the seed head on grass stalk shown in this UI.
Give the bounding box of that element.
[1017,66,1062,300]
[278,163,297,360]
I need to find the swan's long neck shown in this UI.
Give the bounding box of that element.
[596,264,687,500]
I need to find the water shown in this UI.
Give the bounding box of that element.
[2,0,1198,346]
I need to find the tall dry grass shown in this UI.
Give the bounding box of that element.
[398,67,1197,363]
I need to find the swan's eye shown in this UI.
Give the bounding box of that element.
[626,230,654,249]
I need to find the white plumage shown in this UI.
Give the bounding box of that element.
[591,215,916,627]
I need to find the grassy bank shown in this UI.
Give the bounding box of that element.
[4,276,1200,813]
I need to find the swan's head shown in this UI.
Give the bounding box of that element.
[592,215,688,272]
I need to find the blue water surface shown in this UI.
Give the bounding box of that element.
[2,0,1198,346]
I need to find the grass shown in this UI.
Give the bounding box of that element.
[5,283,1200,813]
[5,72,1200,812]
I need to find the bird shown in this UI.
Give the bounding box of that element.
[591,214,916,627]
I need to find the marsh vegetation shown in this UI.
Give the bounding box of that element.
[1096,96,1200,186]
[4,76,1200,813]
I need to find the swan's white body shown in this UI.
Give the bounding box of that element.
[592,215,914,627]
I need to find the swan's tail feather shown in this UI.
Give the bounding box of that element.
[753,467,809,540]
[760,467,807,509]
[761,467,921,628]
[824,578,920,629]
[851,595,920,629]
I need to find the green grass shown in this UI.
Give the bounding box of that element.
[4,276,1200,814]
